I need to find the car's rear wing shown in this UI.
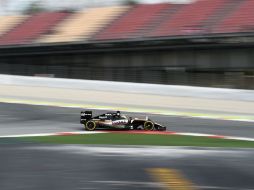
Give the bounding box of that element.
[80,111,92,123]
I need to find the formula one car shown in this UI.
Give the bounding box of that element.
[80,111,166,131]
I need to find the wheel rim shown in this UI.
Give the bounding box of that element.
[86,121,96,130]
[144,121,154,131]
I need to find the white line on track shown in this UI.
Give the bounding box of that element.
[1,130,254,142]
[176,132,254,142]
[0,131,107,138]
[25,145,249,158]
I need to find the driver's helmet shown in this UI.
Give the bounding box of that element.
[116,111,121,116]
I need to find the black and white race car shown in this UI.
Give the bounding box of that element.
[80,111,166,131]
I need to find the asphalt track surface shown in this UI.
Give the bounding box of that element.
[0,102,254,138]
[1,143,254,190]
[1,102,254,190]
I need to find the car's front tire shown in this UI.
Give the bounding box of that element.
[143,121,154,131]
[85,120,97,131]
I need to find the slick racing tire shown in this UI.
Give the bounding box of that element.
[85,121,97,131]
[143,121,154,131]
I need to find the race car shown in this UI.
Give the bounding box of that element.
[80,111,166,131]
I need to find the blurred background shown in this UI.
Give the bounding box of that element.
[0,0,254,89]
[1,1,254,190]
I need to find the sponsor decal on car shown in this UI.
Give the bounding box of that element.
[99,116,107,119]
[112,119,128,125]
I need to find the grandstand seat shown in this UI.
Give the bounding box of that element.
[0,15,27,37]
[0,11,70,45]
[1,1,254,45]
[214,0,254,33]
[148,0,228,37]
[94,3,172,40]
[38,6,129,43]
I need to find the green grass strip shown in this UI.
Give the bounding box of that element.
[20,133,254,148]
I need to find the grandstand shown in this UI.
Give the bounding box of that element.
[38,6,129,43]
[0,11,71,45]
[0,1,254,44]
[148,0,229,37]
[94,3,174,40]
[0,1,254,89]
[214,0,254,34]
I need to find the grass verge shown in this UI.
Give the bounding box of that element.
[20,133,254,148]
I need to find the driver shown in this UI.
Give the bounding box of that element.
[113,111,121,119]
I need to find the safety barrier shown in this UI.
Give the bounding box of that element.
[0,74,253,102]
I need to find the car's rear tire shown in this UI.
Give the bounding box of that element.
[85,121,97,131]
[143,121,154,131]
